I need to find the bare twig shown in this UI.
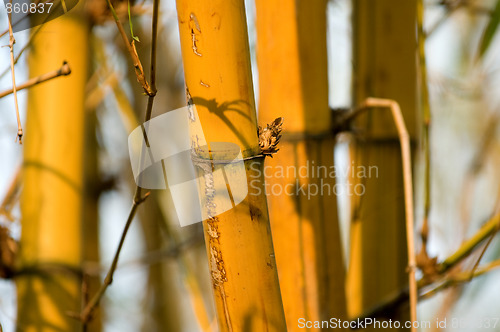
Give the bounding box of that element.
[439,212,500,273]
[142,0,159,123]
[340,99,417,328]
[360,98,417,330]
[452,258,500,281]
[0,62,71,99]
[356,213,500,320]
[7,4,22,144]
[358,254,500,321]
[78,189,149,322]
[149,0,159,94]
[421,259,500,299]
[0,25,42,80]
[75,0,161,322]
[105,0,154,96]
[467,229,497,280]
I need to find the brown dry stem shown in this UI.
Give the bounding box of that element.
[344,98,417,331]
[0,62,71,99]
[74,0,160,324]
[7,4,22,143]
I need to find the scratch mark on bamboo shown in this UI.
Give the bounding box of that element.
[193,141,232,330]
[190,13,203,57]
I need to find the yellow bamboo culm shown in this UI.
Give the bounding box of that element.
[255,0,348,330]
[16,8,89,332]
[348,0,417,325]
[175,1,287,331]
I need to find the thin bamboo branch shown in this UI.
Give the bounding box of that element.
[124,15,214,326]
[439,212,500,273]
[421,259,500,299]
[0,25,42,79]
[105,0,153,96]
[354,212,500,320]
[340,99,417,326]
[7,4,22,144]
[451,258,500,281]
[467,230,496,280]
[136,0,159,197]
[149,0,159,95]
[361,98,417,331]
[357,228,500,320]
[78,189,149,323]
[76,0,161,322]
[0,62,71,99]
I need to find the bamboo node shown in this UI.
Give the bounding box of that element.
[258,117,283,156]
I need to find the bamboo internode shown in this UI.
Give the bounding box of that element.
[175,1,287,331]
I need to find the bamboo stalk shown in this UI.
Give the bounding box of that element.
[348,0,417,327]
[16,5,89,331]
[175,1,287,331]
[255,0,347,329]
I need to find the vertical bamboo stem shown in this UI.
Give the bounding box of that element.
[175,1,287,331]
[16,7,89,332]
[349,0,417,325]
[255,0,347,330]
